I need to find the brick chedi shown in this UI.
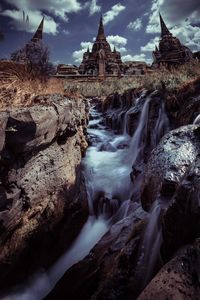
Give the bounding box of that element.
[153,14,193,67]
[11,17,45,63]
[79,16,123,77]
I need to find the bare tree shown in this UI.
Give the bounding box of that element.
[11,40,55,81]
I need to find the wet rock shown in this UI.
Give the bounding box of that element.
[178,96,200,126]
[141,125,200,211]
[162,156,200,258]
[99,142,117,152]
[45,203,147,300]
[138,240,200,300]
[0,112,9,153]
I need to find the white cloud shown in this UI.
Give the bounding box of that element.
[1,9,58,35]
[89,0,101,15]
[141,36,159,52]
[122,53,152,64]
[4,0,82,21]
[107,35,127,46]
[103,3,126,25]
[72,49,86,63]
[128,18,143,31]
[73,41,93,63]
[146,0,200,51]
[80,41,93,49]
[63,29,70,35]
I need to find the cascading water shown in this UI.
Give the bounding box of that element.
[2,92,170,300]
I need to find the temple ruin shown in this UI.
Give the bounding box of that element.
[11,18,45,63]
[153,14,193,67]
[79,16,123,77]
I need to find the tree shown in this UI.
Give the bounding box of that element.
[11,40,55,81]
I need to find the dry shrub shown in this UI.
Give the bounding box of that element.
[1,60,200,110]
[0,76,66,110]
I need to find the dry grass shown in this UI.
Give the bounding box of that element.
[0,60,200,110]
[0,61,83,110]
[64,61,200,98]
[0,77,67,110]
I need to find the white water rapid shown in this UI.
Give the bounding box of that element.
[2,93,169,300]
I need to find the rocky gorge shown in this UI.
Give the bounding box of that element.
[0,79,200,300]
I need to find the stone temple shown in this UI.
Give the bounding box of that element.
[79,16,123,77]
[11,18,45,63]
[153,14,193,67]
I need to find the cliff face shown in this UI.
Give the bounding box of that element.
[0,94,89,287]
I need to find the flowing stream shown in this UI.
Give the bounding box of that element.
[2,94,169,300]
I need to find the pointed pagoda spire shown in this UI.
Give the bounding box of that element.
[31,17,44,43]
[96,15,106,40]
[159,13,171,37]
[113,46,116,52]
[155,45,159,51]
[87,46,90,53]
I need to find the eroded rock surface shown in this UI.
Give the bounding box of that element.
[0,94,89,288]
[45,203,147,300]
[138,240,200,300]
[141,125,200,211]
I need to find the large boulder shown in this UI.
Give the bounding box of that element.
[138,240,200,300]
[45,203,147,300]
[141,125,200,211]
[4,94,88,154]
[162,154,200,258]
[0,94,89,288]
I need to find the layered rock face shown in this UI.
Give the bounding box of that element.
[141,125,200,211]
[139,124,200,299]
[0,94,89,287]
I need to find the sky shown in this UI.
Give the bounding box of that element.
[0,0,200,65]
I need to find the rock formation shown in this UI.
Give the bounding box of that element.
[79,16,123,77]
[0,94,89,289]
[153,14,193,67]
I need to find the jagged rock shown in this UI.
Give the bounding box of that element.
[138,240,200,300]
[45,203,147,300]
[0,112,9,153]
[162,156,200,258]
[99,142,117,152]
[4,95,87,154]
[177,95,200,126]
[0,95,89,288]
[141,125,200,211]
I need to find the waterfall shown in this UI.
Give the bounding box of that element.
[151,102,169,148]
[129,96,151,165]
[193,114,200,124]
[3,93,170,300]
[141,201,163,285]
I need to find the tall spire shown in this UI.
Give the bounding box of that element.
[96,15,106,40]
[31,17,44,43]
[159,13,171,37]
